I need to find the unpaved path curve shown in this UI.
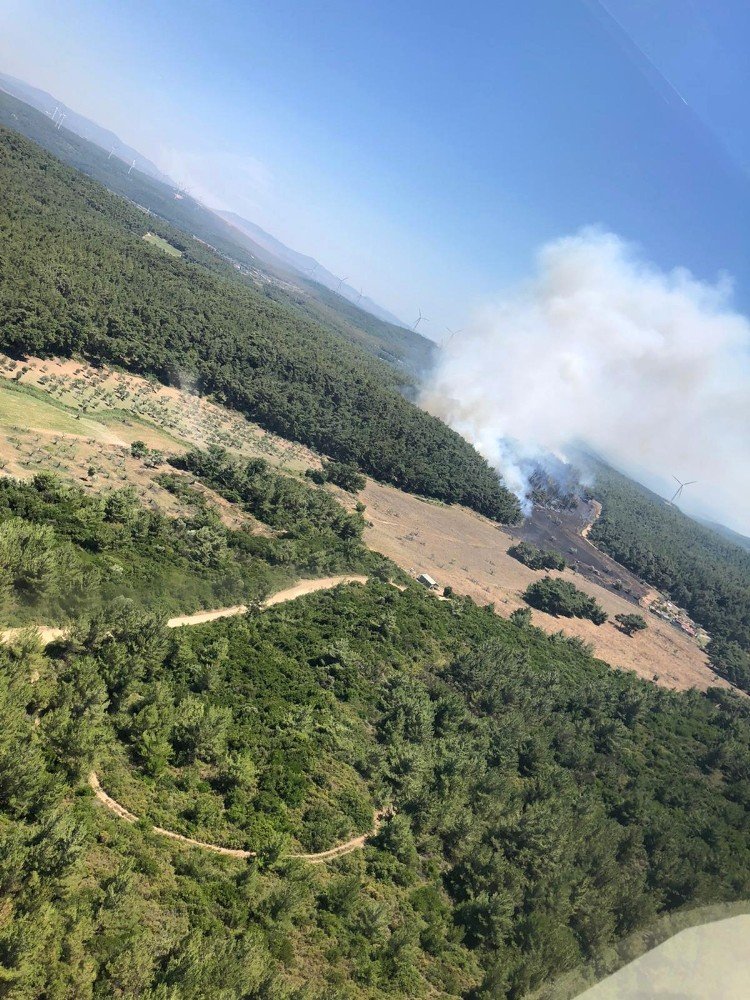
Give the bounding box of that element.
[166,575,368,628]
[10,575,379,860]
[1,575,369,645]
[88,772,384,863]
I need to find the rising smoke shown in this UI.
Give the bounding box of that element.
[421,229,750,533]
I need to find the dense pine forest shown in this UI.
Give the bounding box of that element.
[1,473,750,998]
[0,125,519,523]
[0,89,436,379]
[589,463,750,692]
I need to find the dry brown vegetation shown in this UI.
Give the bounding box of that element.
[0,353,320,528]
[353,481,730,693]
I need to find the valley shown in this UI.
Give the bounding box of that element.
[350,481,727,692]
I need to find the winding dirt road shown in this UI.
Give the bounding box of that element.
[5,574,378,861]
[88,772,385,863]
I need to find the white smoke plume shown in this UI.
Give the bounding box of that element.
[421,229,750,534]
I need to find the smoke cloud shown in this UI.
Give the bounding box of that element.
[421,229,750,534]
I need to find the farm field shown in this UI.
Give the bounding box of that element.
[0,353,321,525]
[142,231,183,256]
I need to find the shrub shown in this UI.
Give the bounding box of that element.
[507,542,566,571]
[615,613,648,636]
[523,577,608,625]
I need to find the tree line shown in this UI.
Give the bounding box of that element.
[0,125,520,524]
[588,462,750,692]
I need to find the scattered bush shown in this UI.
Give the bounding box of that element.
[615,613,648,636]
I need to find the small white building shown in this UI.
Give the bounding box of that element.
[416,573,438,590]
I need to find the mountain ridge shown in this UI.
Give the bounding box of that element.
[0,70,173,185]
[219,209,408,328]
[0,70,409,333]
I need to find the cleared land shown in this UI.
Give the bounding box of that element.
[142,231,183,256]
[355,481,730,693]
[0,353,319,527]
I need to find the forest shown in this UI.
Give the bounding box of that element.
[2,474,750,998]
[588,462,750,692]
[0,89,437,381]
[0,125,519,523]
[0,467,378,628]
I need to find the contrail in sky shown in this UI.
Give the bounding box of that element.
[582,0,690,109]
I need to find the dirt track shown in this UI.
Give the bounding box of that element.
[1,575,369,646]
[88,771,383,863]
[166,575,368,628]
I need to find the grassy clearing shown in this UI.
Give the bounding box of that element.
[143,231,182,257]
[0,380,104,437]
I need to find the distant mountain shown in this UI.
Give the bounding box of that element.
[219,211,407,328]
[0,71,174,186]
[697,518,750,552]
[0,85,435,380]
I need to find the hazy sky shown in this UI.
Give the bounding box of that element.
[1,1,748,530]
[1,0,748,332]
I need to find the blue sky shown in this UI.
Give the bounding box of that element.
[0,0,748,330]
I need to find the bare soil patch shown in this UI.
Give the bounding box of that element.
[356,481,729,693]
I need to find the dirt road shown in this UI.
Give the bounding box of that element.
[88,771,383,863]
[1,575,369,646]
[166,575,368,628]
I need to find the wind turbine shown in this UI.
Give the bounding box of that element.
[441,326,462,347]
[56,113,67,131]
[127,159,136,176]
[355,287,364,303]
[336,276,349,293]
[107,145,116,160]
[412,309,428,331]
[669,476,697,503]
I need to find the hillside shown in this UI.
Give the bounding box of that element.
[0,341,748,997]
[3,75,750,1000]
[220,209,407,327]
[0,124,517,522]
[2,462,750,998]
[0,70,172,184]
[587,460,750,692]
[0,87,435,380]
